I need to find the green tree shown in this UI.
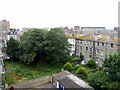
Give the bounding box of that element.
[79,54,84,62]
[20,28,71,66]
[20,29,46,65]
[43,28,71,64]
[6,38,20,61]
[103,52,120,81]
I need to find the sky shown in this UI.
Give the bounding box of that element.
[0,0,119,29]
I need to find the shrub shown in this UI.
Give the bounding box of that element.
[76,67,87,76]
[72,64,85,70]
[63,62,73,71]
[70,58,80,63]
[87,58,97,68]
[87,71,120,89]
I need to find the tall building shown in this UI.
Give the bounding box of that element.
[0,20,10,48]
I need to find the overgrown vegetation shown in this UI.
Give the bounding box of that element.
[87,52,120,89]
[5,60,63,85]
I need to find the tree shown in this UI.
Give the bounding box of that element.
[79,54,84,63]
[20,28,71,66]
[6,38,20,61]
[103,52,120,81]
[43,28,71,64]
[20,29,46,65]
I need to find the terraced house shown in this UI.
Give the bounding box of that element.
[68,34,119,66]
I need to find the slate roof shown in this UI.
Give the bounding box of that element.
[58,74,94,89]
[59,76,81,88]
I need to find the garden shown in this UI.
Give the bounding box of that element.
[4,59,63,86]
[63,53,120,90]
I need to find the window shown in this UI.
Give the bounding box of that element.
[89,55,91,58]
[80,40,82,44]
[72,44,74,48]
[102,43,104,47]
[80,46,82,50]
[96,57,98,61]
[77,45,79,49]
[96,49,99,54]
[100,50,104,56]
[90,48,92,52]
[97,42,99,46]
[111,44,113,48]
[86,41,88,45]
[96,57,99,63]
[86,47,88,51]
[90,41,92,45]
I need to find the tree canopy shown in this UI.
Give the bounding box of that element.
[103,52,120,81]
[19,28,71,66]
[6,38,20,61]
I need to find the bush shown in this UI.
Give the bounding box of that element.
[63,62,73,71]
[103,53,120,81]
[76,67,87,76]
[87,71,120,89]
[70,58,80,63]
[72,64,85,70]
[87,58,97,68]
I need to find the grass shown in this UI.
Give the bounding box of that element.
[4,60,63,85]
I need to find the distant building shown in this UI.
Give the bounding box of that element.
[0,20,10,48]
[75,34,119,66]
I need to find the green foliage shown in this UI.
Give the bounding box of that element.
[20,28,71,65]
[99,67,103,71]
[63,62,73,71]
[70,58,80,63]
[87,71,120,89]
[5,71,16,85]
[43,28,71,64]
[6,38,20,61]
[103,53,120,81]
[72,64,85,70]
[5,61,63,83]
[76,67,87,76]
[20,29,45,65]
[87,58,97,68]
[79,54,84,62]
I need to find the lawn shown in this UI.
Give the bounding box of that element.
[4,60,63,85]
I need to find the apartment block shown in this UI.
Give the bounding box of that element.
[0,20,10,48]
[67,34,119,66]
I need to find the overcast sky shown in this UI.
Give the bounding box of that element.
[0,0,119,29]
